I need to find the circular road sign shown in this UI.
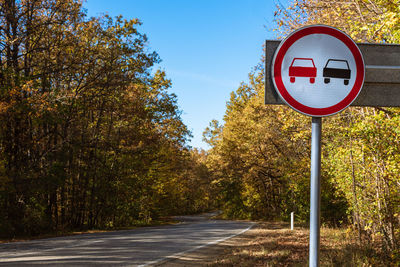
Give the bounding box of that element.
[272,25,365,117]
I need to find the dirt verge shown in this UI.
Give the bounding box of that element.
[158,221,389,266]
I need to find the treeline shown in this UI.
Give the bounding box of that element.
[203,70,348,224]
[204,0,399,259]
[0,0,214,237]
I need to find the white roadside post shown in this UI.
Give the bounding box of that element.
[290,212,294,231]
[271,25,365,267]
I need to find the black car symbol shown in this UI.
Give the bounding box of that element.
[323,59,351,85]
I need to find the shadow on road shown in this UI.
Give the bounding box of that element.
[172,211,222,223]
[0,211,253,267]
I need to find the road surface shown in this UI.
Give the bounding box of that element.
[0,213,254,266]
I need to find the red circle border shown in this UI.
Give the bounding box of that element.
[272,25,365,117]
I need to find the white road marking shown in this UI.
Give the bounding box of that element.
[138,222,255,267]
[0,255,82,263]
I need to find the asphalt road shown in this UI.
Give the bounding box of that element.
[0,213,254,266]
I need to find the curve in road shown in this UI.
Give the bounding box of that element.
[0,213,254,266]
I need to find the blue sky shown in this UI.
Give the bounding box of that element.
[83,0,282,150]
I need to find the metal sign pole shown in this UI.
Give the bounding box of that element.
[268,26,367,267]
[309,117,322,267]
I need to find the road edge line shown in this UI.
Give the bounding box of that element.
[138,222,256,267]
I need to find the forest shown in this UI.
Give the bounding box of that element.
[0,0,399,262]
[203,0,399,260]
[0,0,214,237]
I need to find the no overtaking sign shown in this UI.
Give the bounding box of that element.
[269,25,368,267]
[271,25,365,117]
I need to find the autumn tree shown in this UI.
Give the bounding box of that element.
[274,0,400,255]
[0,0,212,237]
[204,65,347,223]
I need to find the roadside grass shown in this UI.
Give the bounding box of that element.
[209,222,392,267]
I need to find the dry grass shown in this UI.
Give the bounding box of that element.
[206,222,391,267]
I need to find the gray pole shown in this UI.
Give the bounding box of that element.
[309,117,322,267]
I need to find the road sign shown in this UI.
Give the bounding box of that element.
[268,25,370,267]
[266,40,400,107]
[265,25,400,267]
[271,25,365,117]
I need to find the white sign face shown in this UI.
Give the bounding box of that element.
[272,25,365,117]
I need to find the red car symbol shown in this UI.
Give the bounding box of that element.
[289,58,317,84]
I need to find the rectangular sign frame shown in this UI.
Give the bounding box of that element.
[265,40,400,107]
